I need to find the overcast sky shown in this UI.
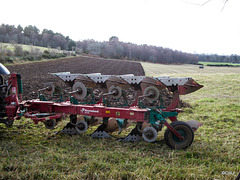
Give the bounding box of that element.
[1,0,240,55]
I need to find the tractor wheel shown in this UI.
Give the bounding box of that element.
[164,121,194,149]
[75,120,88,134]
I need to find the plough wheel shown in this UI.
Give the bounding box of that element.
[75,120,88,134]
[44,119,56,129]
[164,121,194,149]
[142,127,158,142]
[5,118,14,127]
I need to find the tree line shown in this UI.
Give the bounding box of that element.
[1,23,239,64]
[76,36,198,64]
[197,54,240,63]
[0,24,76,51]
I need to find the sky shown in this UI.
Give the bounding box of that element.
[1,0,240,55]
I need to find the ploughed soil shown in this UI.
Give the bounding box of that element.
[6,56,188,107]
[6,56,145,100]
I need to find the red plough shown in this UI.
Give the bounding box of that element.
[0,63,203,149]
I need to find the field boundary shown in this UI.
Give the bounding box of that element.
[198,61,240,67]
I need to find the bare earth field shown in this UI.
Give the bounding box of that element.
[6,56,144,99]
[1,59,240,179]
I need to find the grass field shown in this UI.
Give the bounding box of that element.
[198,61,240,67]
[1,62,240,179]
[0,42,50,53]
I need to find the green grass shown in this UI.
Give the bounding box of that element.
[1,62,240,179]
[0,42,74,65]
[199,61,240,66]
[0,42,58,53]
[4,56,74,67]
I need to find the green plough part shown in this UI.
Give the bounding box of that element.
[148,108,178,127]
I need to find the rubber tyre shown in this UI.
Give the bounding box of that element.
[164,121,194,149]
[75,120,88,134]
[142,126,158,142]
[44,119,56,129]
[5,118,14,127]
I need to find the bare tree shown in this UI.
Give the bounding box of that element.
[184,0,229,11]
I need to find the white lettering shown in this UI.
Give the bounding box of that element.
[81,108,99,114]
